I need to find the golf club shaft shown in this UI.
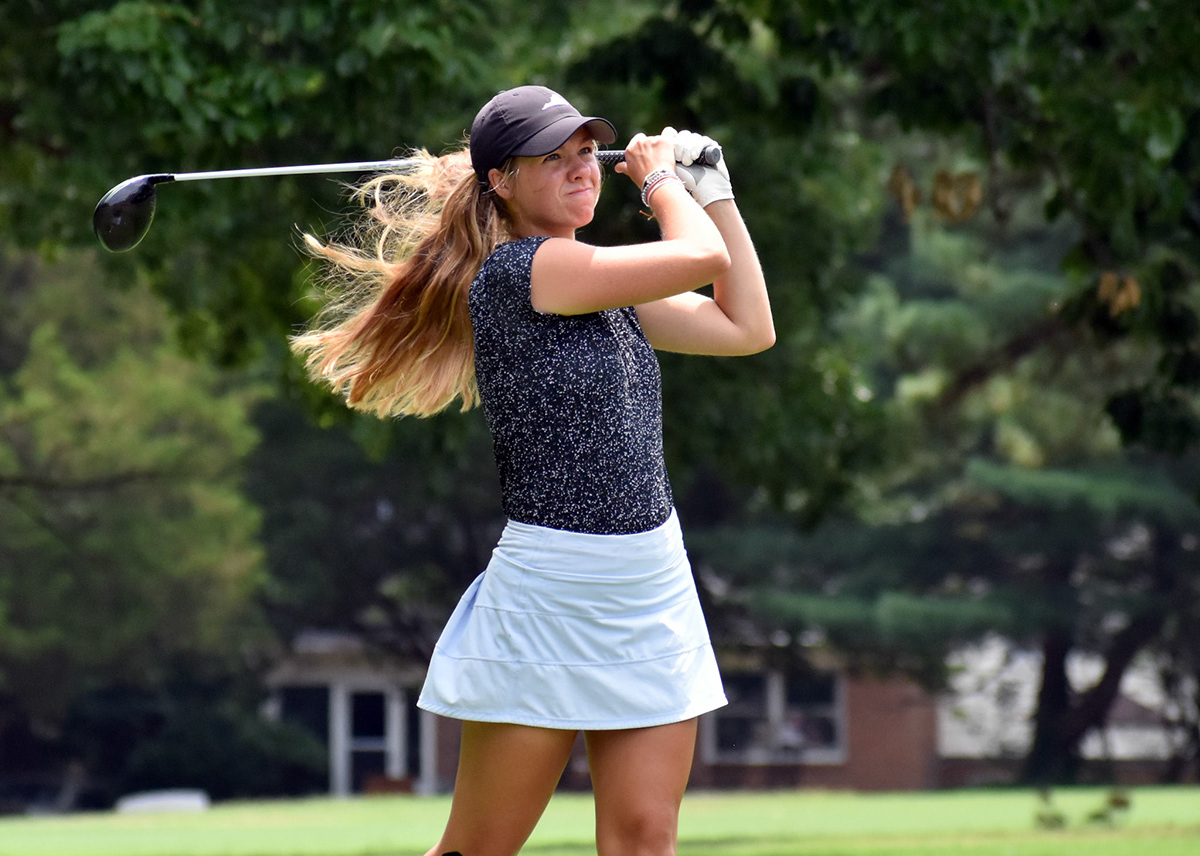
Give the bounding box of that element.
[165,159,420,184]
[126,145,717,187]
[168,147,717,179]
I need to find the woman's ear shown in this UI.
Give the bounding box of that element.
[488,167,514,200]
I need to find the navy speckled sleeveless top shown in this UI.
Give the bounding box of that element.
[469,236,673,535]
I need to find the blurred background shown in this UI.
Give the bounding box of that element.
[1,0,1198,812]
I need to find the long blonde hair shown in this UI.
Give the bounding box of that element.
[290,147,512,418]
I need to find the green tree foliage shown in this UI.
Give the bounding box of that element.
[0,247,266,727]
[746,0,1200,782]
[244,400,504,661]
[778,0,1200,455]
[118,700,327,800]
[697,167,1200,782]
[2,0,494,364]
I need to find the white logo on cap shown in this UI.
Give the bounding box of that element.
[542,93,571,110]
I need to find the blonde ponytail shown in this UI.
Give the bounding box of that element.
[291,148,512,418]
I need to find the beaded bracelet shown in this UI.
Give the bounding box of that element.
[641,168,684,207]
[641,169,681,206]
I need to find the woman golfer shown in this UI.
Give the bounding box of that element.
[292,85,773,856]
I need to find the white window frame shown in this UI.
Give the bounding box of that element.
[329,683,407,795]
[702,668,847,766]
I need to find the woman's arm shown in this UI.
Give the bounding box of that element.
[634,198,774,356]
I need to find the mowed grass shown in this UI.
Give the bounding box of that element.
[0,787,1196,856]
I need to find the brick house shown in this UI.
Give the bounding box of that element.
[264,632,1187,795]
[264,632,942,794]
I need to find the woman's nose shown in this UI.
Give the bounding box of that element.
[568,154,594,179]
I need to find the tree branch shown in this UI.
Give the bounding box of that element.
[1065,611,1165,745]
[931,316,1068,412]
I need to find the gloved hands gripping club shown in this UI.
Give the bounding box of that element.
[673,130,733,209]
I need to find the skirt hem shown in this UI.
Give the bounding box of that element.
[416,693,728,731]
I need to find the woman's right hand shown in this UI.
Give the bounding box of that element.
[615,128,680,188]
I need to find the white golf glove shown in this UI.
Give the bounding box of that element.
[673,130,733,208]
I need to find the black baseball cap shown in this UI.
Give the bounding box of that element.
[470,86,617,184]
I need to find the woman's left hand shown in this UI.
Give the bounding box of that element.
[673,130,733,208]
[673,130,730,181]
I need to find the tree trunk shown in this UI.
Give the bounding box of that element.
[1021,626,1076,784]
[1021,612,1167,784]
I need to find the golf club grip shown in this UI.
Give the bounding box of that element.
[596,145,722,168]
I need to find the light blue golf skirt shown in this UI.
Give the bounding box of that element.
[418,509,727,730]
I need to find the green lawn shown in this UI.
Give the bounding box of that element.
[0,787,1196,856]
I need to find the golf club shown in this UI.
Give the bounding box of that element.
[93,146,722,253]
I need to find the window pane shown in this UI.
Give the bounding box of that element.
[352,692,386,738]
[787,672,835,706]
[706,669,845,765]
[715,716,759,753]
[280,686,330,746]
[796,712,838,748]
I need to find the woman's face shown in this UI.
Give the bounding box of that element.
[490,127,601,239]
